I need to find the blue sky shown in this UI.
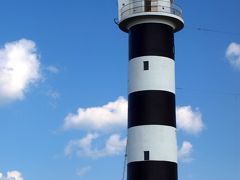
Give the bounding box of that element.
[0,0,239,180]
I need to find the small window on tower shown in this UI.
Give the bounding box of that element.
[143,61,149,70]
[144,151,150,160]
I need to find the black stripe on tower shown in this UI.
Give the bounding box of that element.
[128,91,176,128]
[129,23,174,60]
[128,161,177,180]
[128,23,176,129]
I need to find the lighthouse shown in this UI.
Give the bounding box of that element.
[117,0,184,180]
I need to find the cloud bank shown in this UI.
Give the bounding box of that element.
[63,96,127,131]
[176,106,204,135]
[0,170,23,180]
[226,42,240,70]
[178,141,193,163]
[0,39,41,104]
[65,133,126,159]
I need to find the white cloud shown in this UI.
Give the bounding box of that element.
[226,42,240,70]
[76,166,91,177]
[0,170,23,180]
[104,134,126,156]
[63,96,127,131]
[65,133,99,157]
[176,106,204,135]
[65,133,126,159]
[0,39,41,104]
[46,65,59,74]
[178,141,193,163]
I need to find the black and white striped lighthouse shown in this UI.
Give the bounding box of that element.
[118,0,184,180]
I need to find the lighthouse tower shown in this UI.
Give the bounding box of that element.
[117,0,184,180]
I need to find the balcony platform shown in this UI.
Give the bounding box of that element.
[118,0,184,32]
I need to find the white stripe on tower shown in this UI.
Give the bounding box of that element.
[118,0,184,180]
[128,56,175,94]
[127,125,177,163]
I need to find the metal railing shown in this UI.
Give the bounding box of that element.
[120,0,183,21]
